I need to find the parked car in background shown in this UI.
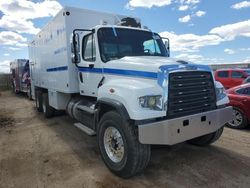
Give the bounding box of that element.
[214,69,250,89]
[226,83,250,129]
[243,76,250,84]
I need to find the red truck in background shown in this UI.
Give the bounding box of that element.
[214,68,250,89]
[10,59,31,99]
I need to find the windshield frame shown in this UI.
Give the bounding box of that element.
[97,27,168,63]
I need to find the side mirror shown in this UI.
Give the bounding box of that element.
[164,40,170,57]
[71,33,80,64]
[71,53,81,64]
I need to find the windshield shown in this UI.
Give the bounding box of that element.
[97,27,168,62]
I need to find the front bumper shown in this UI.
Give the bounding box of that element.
[138,106,232,145]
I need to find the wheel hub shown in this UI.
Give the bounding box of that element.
[104,126,124,163]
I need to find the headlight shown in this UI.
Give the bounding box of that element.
[216,87,227,101]
[139,95,162,110]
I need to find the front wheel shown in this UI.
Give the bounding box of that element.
[187,127,224,146]
[97,111,151,178]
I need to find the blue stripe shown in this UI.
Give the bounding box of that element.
[47,66,68,72]
[78,67,157,79]
[46,66,157,79]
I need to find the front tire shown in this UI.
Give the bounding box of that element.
[97,111,151,178]
[226,107,248,129]
[187,127,224,146]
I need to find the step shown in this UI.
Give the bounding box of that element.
[74,122,96,136]
[77,105,95,114]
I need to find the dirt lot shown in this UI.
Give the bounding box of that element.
[0,91,249,188]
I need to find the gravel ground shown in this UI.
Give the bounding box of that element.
[0,91,249,188]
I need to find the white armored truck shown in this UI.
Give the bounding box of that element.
[29,7,232,178]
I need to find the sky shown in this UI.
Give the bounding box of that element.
[0,0,250,73]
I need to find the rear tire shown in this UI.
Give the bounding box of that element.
[35,90,43,112]
[42,93,54,118]
[226,107,248,129]
[97,111,151,178]
[187,127,224,146]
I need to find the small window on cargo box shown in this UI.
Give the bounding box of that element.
[232,71,244,78]
[217,71,229,78]
[82,34,96,62]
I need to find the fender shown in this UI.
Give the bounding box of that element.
[95,98,130,125]
[97,78,166,120]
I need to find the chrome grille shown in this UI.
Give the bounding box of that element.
[168,71,216,119]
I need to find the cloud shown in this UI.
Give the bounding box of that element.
[0,31,27,46]
[7,47,21,51]
[178,15,191,22]
[4,53,10,56]
[224,48,235,54]
[0,0,62,20]
[174,53,224,64]
[178,5,189,11]
[240,47,250,51]
[177,0,200,11]
[0,0,62,34]
[209,19,250,40]
[0,15,40,34]
[160,31,223,52]
[182,0,200,4]
[178,10,205,23]
[195,10,206,17]
[126,0,172,9]
[231,1,250,10]
[0,60,11,73]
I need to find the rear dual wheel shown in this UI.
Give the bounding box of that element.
[35,90,54,118]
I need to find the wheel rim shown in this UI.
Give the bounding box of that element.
[103,126,124,163]
[228,109,243,127]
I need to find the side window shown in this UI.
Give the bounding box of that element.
[82,34,96,62]
[236,87,250,95]
[247,88,250,95]
[232,71,244,78]
[246,77,250,83]
[217,71,229,78]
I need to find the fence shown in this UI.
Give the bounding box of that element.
[0,74,11,91]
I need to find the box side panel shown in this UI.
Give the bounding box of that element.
[29,9,79,93]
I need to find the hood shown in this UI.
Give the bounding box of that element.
[104,56,211,73]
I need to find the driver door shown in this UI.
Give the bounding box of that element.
[78,32,103,97]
